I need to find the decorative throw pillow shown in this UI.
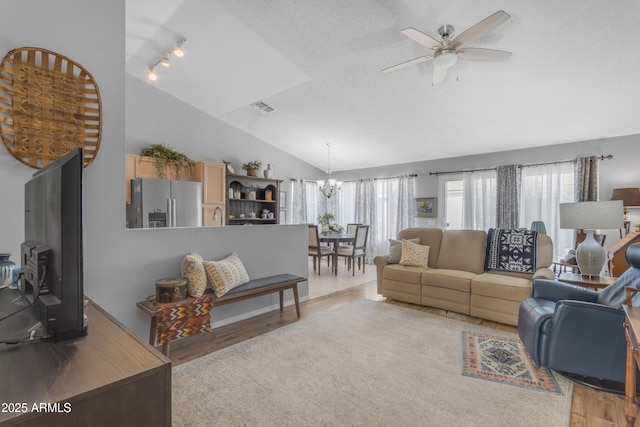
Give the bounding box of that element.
[399,239,430,268]
[202,252,250,297]
[181,253,207,297]
[388,237,421,264]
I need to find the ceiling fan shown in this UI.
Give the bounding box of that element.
[383,10,512,85]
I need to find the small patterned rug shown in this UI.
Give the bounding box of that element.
[462,331,563,395]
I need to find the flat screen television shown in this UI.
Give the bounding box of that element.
[20,148,87,341]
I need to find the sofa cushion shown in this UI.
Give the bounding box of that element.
[471,272,532,302]
[397,228,443,268]
[399,239,430,268]
[421,269,477,292]
[383,263,428,284]
[387,237,420,264]
[436,230,487,274]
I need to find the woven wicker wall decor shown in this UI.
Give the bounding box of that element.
[0,47,102,169]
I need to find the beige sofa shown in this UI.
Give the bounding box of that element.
[373,228,554,326]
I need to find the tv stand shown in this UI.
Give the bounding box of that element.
[0,290,171,426]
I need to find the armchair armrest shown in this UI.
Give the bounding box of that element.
[531,279,599,303]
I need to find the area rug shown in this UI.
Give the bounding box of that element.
[172,300,572,426]
[462,331,563,395]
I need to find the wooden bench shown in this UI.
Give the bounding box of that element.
[136,273,306,356]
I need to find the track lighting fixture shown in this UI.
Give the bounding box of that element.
[146,38,187,81]
[172,39,186,58]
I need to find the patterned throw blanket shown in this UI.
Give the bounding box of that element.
[484,228,538,273]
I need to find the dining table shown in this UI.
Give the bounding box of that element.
[319,233,355,274]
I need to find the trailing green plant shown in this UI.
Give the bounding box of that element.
[241,160,261,171]
[140,144,193,179]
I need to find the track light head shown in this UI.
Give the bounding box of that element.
[147,67,158,81]
[173,38,187,58]
[160,55,171,67]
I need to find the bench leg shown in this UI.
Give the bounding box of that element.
[162,342,170,357]
[279,290,284,313]
[149,315,158,346]
[293,284,301,318]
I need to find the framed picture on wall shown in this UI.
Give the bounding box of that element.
[415,197,437,218]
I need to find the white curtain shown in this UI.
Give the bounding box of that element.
[355,176,415,262]
[335,181,356,227]
[290,179,307,224]
[462,170,497,230]
[519,163,574,259]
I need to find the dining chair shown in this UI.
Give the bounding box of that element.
[336,225,369,276]
[308,224,334,274]
[345,223,361,235]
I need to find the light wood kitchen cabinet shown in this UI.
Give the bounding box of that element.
[125,154,195,204]
[193,161,226,227]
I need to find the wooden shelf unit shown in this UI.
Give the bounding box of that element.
[226,174,281,225]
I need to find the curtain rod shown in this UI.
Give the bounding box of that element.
[291,173,417,183]
[429,155,613,176]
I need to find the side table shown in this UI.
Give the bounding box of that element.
[557,272,615,290]
[623,287,640,427]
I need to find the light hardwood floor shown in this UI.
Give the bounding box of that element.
[167,266,636,427]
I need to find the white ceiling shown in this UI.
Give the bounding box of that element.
[126,0,640,172]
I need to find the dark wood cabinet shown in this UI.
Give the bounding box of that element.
[226,174,281,225]
[0,292,171,427]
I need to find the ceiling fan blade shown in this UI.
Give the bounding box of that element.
[382,55,433,73]
[457,48,511,61]
[400,28,442,50]
[451,10,511,49]
[432,65,447,85]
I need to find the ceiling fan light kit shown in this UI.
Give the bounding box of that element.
[383,10,512,85]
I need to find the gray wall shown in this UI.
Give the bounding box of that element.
[332,135,640,252]
[1,0,308,340]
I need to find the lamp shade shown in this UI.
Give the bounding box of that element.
[559,200,624,230]
[610,188,640,207]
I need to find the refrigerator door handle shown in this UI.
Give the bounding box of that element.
[171,198,177,227]
[167,198,173,228]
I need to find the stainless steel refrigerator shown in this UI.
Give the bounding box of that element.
[127,178,202,228]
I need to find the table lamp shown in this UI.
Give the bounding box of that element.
[559,200,623,277]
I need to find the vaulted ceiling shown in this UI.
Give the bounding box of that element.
[126,0,640,172]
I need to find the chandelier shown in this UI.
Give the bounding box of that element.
[317,143,342,198]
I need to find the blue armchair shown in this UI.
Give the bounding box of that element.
[518,243,640,387]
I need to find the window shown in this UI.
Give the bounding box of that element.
[519,163,574,259]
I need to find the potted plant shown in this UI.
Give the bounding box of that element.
[242,160,261,177]
[317,213,344,234]
[140,144,193,179]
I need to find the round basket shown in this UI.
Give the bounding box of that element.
[0,47,102,169]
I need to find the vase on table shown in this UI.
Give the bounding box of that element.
[0,253,16,288]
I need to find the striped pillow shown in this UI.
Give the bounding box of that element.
[203,253,250,297]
